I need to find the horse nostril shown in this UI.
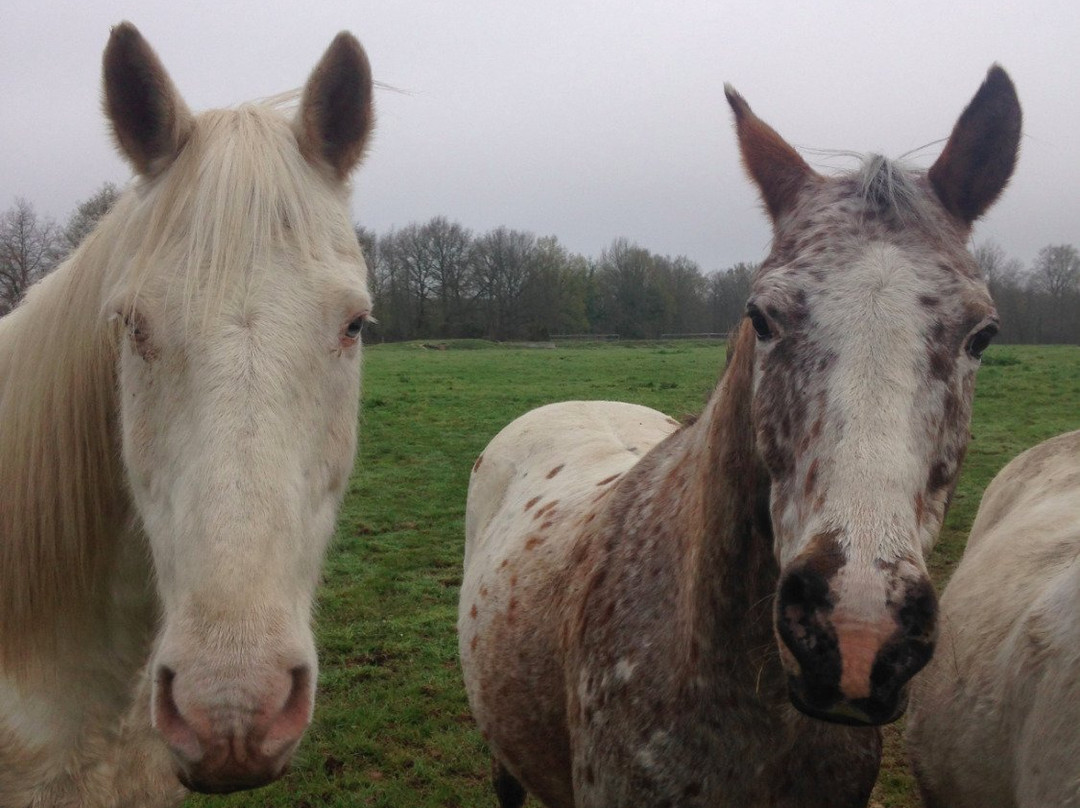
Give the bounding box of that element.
[897,578,938,640]
[153,664,203,764]
[259,665,314,759]
[777,565,834,629]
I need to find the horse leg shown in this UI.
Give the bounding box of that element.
[492,757,527,808]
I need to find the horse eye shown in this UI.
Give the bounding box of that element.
[966,323,998,359]
[746,304,773,341]
[344,316,366,340]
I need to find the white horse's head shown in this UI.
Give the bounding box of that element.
[101,23,373,791]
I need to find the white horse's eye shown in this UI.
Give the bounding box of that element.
[340,314,368,347]
[122,311,154,359]
[345,317,365,339]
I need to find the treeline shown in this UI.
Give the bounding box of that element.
[977,242,1080,344]
[2,187,1078,344]
[356,218,753,342]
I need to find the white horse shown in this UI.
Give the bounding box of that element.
[460,67,1021,807]
[0,23,374,806]
[908,429,1080,808]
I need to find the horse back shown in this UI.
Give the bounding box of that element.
[459,400,678,806]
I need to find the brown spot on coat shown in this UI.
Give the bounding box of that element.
[804,459,820,498]
[547,464,565,479]
[524,496,542,512]
[473,453,484,472]
[798,529,846,582]
[535,500,559,518]
[470,603,478,619]
[597,474,621,486]
[524,535,545,551]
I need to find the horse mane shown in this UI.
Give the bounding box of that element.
[0,100,362,673]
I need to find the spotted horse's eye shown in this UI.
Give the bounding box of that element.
[966,322,998,360]
[745,303,774,342]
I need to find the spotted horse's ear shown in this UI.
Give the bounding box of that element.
[928,65,1022,227]
[102,21,194,178]
[295,32,375,181]
[724,84,820,227]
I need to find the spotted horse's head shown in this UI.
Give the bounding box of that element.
[726,66,1020,725]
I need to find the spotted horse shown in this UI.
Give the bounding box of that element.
[459,66,1021,808]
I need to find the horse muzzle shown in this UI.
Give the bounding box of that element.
[774,558,938,726]
[152,663,314,793]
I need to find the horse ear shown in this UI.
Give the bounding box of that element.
[928,65,1021,226]
[725,85,817,223]
[102,22,194,177]
[296,32,375,180]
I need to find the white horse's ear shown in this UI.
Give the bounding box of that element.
[929,65,1021,226]
[296,32,375,180]
[102,22,194,178]
[725,84,818,224]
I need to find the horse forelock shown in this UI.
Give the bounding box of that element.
[109,103,364,326]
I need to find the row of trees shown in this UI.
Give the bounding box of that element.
[2,187,1077,343]
[976,242,1080,344]
[359,219,1080,344]
[357,218,755,341]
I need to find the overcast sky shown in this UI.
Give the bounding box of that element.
[2,1,1078,272]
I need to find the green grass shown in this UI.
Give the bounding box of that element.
[188,341,1080,808]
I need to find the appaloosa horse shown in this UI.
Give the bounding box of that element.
[0,23,374,807]
[459,66,1021,807]
[908,429,1080,808]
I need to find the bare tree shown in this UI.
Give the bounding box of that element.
[0,198,63,315]
[62,182,120,254]
[708,262,756,335]
[1030,244,1080,298]
[973,240,1024,286]
[420,217,476,336]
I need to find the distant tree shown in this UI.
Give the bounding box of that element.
[707,262,756,335]
[0,198,63,315]
[473,227,537,340]
[420,217,476,337]
[972,240,1029,343]
[594,239,665,338]
[655,255,708,335]
[517,236,589,339]
[63,182,120,254]
[1030,244,1080,299]
[973,240,1024,286]
[1027,244,1080,343]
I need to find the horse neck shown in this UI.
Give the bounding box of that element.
[670,321,777,656]
[0,232,133,677]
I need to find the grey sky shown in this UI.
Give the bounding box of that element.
[2,1,1078,272]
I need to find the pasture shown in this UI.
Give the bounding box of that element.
[190,340,1080,808]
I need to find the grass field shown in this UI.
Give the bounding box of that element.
[189,340,1080,808]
